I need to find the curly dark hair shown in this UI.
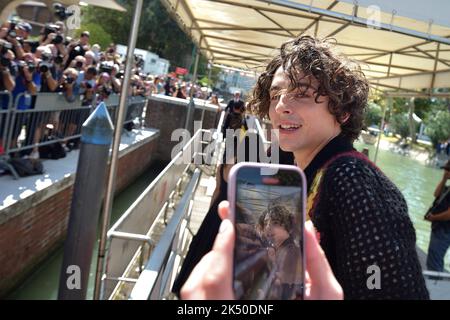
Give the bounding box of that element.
[248,36,369,142]
[257,205,294,234]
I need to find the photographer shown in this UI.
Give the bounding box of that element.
[65,31,90,69]
[110,64,122,94]
[96,72,113,102]
[0,39,15,94]
[2,21,25,60]
[10,54,41,157]
[57,67,79,102]
[76,65,97,106]
[71,55,86,72]
[38,23,67,64]
[37,51,58,93]
[84,51,96,67]
[16,22,32,41]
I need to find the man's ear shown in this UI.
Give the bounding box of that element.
[340,112,350,124]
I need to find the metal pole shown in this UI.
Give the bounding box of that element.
[374,96,390,164]
[184,46,200,133]
[93,0,144,300]
[58,102,114,300]
[200,63,212,126]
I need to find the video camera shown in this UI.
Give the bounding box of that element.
[99,61,114,75]
[6,21,23,43]
[0,40,13,68]
[18,60,36,74]
[54,3,74,21]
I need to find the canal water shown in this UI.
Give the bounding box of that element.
[7,161,167,300]
[354,141,449,267]
[8,142,449,299]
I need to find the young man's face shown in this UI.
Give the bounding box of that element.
[268,66,341,154]
[264,221,289,247]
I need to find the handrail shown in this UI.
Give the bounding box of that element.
[101,128,221,299]
[129,168,201,300]
[254,117,270,146]
[423,270,450,281]
[107,129,204,236]
[2,92,148,156]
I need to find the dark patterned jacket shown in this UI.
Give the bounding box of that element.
[307,134,429,299]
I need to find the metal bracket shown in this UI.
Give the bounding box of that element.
[389,9,397,31]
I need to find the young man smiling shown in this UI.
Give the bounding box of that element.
[181,36,429,300]
[247,35,429,299]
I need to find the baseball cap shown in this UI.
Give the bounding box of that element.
[18,22,32,33]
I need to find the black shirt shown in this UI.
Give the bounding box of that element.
[309,134,429,299]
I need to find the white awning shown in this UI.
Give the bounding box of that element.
[160,0,450,96]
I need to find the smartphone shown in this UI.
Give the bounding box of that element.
[228,162,306,300]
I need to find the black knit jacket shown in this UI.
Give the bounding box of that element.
[307,135,429,300]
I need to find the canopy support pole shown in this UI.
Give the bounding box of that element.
[374,96,390,164]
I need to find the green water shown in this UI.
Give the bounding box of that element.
[354,141,449,267]
[7,162,166,300]
[7,143,449,299]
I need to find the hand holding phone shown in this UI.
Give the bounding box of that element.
[228,162,306,300]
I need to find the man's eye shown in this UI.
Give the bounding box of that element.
[295,92,312,99]
[270,95,280,101]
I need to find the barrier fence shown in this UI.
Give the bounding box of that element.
[0,91,147,178]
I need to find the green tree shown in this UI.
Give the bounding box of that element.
[75,23,112,49]
[364,101,383,128]
[390,113,410,140]
[424,110,450,148]
[81,0,196,69]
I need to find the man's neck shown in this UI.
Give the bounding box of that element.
[293,131,341,170]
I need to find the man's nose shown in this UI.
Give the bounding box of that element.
[275,94,293,114]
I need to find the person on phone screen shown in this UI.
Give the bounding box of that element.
[181,203,343,300]
[258,205,303,299]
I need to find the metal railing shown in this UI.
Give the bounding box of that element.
[100,124,223,300]
[0,91,147,178]
[129,168,201,300]
[0,91,19,178]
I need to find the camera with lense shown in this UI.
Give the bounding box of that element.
[54,55,64,65]
[99,61,113,75]
[39,62,53,74]
[18,60,36,73]
[52,34,64,45]
[54,3,74,21]
[0,40,12,55]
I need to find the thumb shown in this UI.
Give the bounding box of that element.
[211,218,235,259]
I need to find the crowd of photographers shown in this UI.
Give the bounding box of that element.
[0,19,156,108]
[0,19,161,159]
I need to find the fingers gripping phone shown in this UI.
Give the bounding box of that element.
[228,162,306,300]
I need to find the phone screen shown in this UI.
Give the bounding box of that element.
[232,165,305,300]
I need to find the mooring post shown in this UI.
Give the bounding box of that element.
[58,102,113,300]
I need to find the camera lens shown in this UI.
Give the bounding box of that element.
[0,57,10,67]
[39,64,48,74]
[52,35,63,45]
[54,55,63,64]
